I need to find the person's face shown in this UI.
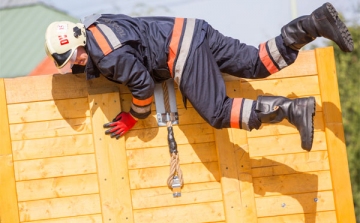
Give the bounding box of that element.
[74,46,88,66]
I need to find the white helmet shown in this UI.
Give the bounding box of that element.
[45,21,86,73]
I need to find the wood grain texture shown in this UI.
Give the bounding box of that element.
[0,79,20,223]
[89,92,134,223]
[18,194,101,222]
[316,47,356,223]
[7,98,90,124]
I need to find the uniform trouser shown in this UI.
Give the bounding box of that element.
[179,25,299,130]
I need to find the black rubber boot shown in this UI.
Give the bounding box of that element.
[281,2,354,52]
[255,96,316,151]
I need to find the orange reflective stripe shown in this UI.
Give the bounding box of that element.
[167,18,185,77]
[259,42,279,74]
[88,25,112,55]
[230,98,243,128]
[132,96,153,106]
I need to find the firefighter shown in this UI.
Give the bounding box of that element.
[44,2,353,151]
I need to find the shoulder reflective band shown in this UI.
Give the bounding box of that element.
[167,18,196,84]
[167,18,184,78]
[259,38,288,74]
[88,24,122,56]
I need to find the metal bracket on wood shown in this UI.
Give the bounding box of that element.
[154,79,179,126]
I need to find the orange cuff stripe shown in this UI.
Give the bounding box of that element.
[259,42,279,74]
[88,25,112,55]
[167,18,185,77]
[230,98,243,128]
[132,96,153,106]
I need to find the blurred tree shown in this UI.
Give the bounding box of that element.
[328,24,360,222]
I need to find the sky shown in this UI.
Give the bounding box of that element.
[40,0,359,47]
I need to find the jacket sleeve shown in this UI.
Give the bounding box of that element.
[97,45,154,119]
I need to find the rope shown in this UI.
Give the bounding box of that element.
[166,121,184,188]
[162,81,171,113]
[162,81,183,191]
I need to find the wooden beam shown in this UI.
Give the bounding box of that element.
[315,46,356,223]
[89,92,134,223]
[18,194,101,222]
[255,191,335,217]
[0,78,20,223]
[133,201,225,223]
[213,81,258,223]
[4,74,88,104]
[131,182,222,209]
[214,128,244,222]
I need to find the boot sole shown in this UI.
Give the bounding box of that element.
[324,2,354,52]
[303,97,316,151]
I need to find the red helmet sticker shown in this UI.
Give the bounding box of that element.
[58,34,69,45]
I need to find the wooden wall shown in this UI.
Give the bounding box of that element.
[0,47,355,223]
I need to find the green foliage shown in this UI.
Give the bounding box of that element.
[330,25,360,222]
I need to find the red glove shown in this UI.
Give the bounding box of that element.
[103,112,137,139]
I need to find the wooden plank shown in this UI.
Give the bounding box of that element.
[248,132,327,157]
[247,111,324,138]
[214,80,255,223]
[87,74,127,94]
[131,182,222,209]
[238,173,258,223]
[18,194,101,222]
[89,92,134,223]
[4,74,88,104]
[10,117,92,141]
[0,78,11,155]
[125,123,215,149]
[214,128,243,222]
[7,98,90,124]
[0,78,20,223]
[240,75,320,100]
[133,201,225,223]
[14,154,97,181]
[127,142,218,169]
[16,174,99,201]
[232,83,259,223]
[129,162,220,189]
[251,151,330,178]
[316,47,356,223]
[22,214,103,223]
[12,134,95,161]
[0,154,20,223]
[255,191,335,217]
[257,211,337,223]
[253,171,332,197]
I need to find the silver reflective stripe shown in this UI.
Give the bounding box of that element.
[97,24,122,50]
[267,38,288,69]
[241,99,253,131]
[174,18,196,85]
[131,103,151,114]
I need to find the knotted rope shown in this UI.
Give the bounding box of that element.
[166,121,184,188]
[162,82,184,190]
